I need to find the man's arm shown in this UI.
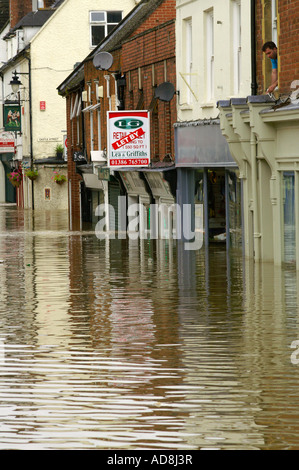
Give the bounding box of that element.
[267,69,278,93]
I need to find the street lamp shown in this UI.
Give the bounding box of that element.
[9,71,22,96]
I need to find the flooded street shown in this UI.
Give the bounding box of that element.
[0,205,299,450]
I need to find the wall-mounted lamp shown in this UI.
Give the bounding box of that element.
[9,71,22,94]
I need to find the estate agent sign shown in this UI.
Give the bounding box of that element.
[107,110,150,168]
[0,132,15,153]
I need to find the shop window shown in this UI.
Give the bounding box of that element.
[282,172,295,263]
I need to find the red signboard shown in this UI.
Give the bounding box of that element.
[0,138,15,153]
[107,110,150,168]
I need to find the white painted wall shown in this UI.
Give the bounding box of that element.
[176,0,251,121]
[30,0,136,159]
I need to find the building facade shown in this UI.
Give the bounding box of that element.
[218,0,299,267]
[58,0,177,235]
[0,0,136,209]
[175,0,252,250]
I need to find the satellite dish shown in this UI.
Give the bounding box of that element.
[154,82,176,102]
[93,52,114,70]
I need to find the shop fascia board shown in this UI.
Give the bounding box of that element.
[247,100,277,173]
[217,103,248,174]
[260,105,299,124]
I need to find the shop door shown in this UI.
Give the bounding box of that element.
[108,182,121,231]
[3,162,16,203]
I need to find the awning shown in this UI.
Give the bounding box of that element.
[119,171,150,200]
[83,173,104,190]
[174,119,237,168]
[144,171,174,201]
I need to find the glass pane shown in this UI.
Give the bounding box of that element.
[91,25,105,46]
[107,24,117,35]
[91,12,105,22]
[282,171,295,263]
[107,11,122,23]
[194,170,204,235]
[228,170,242,250]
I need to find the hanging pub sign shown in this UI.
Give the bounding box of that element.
[4,103,21,132]
[107,110,150,168]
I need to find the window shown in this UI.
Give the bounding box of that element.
[206,10,214,101]
[32,0,44,10]
[271,0,277,44]
[90,11,122,47]
[232,0,241,94]
[185,18,193,104]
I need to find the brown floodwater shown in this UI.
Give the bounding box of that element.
[0,204,299,450]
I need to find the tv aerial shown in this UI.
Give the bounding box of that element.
[154,82,176,102]
[93,52,114,71]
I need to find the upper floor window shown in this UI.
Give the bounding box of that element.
[205,9,214,101]
[32,0,44,10]
[184,18,193,105]
[232,0,241,95]
[271,0,277,44]
[90,11,122,47]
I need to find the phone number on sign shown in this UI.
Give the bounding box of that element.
[110,159,149,166]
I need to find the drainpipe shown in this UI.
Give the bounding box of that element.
[24,55,34,209]
[251,0,258,95]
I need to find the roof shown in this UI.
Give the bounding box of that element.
[51,0,65,7]
[0,0,9,32]
[3,9,56,39]
[58,0,166,95]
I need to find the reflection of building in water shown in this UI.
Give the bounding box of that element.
[176,246,266,449]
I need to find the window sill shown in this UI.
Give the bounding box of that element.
[179,104,193,111]
[201,102,215,108]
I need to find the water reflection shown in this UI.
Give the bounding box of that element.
[0,205,299,449]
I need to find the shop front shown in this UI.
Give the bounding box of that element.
[174,119,242,251]
[218,95,299,267]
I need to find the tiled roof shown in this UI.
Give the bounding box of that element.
[0,0,9,32]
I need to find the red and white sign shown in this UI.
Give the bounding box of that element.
[107,110,150,168]
[0,133,15,153]
[40,101,46,111]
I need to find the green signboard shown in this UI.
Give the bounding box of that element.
[98,167,110,181]
[4,104,21,132]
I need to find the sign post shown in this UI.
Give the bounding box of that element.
[107,110,150,168]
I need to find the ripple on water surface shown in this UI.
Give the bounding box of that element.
[1,206,299,449]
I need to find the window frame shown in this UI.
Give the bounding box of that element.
[89,10,123,48]
[205,9,214,102]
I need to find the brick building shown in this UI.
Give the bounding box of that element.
[58,0,177,234]
[255,0,299,95]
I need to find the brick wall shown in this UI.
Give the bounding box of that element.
[256,0,299,95]
[121,11,176,160]
[66,0,177,228]
[66,91,83,230]
[10,0,54,28]
[10,0,32,28]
